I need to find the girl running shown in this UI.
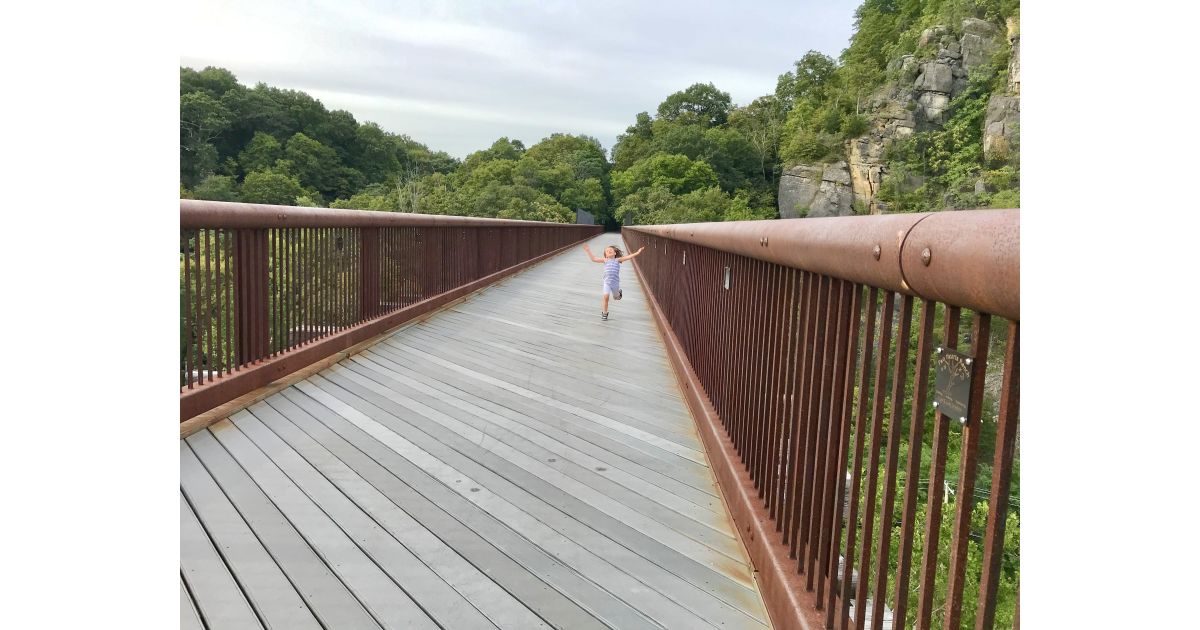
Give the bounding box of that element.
[582,243,645,320]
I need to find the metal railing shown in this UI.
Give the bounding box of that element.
[180,200,601,421]
[623,209,1019,630]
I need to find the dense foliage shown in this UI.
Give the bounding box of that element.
[180,66,458,209]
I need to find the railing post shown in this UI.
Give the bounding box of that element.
[359,227,379,320]
[234,228,269,366]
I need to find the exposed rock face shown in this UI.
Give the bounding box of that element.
[843,18,1007,214]
[1007,17,1020,95]
[982,95,1019,162]
[960,18,1000,71]
[783,16,1017,216]
[778,161,855,218]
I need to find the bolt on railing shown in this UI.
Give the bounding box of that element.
[180,199,601,422]
[623,209,1019,630]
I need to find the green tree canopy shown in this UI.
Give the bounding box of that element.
[611,153,719,201]
[237,132,282,176]
[656,83,733,127]
[240,170,303,205]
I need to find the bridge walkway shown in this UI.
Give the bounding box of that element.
[180,234,770,630]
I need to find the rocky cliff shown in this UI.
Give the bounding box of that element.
[777,16,1020,218]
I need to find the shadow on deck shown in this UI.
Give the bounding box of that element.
[180,234,770,629]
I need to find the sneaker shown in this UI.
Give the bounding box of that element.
[601,311,608,321]
[615,289,623,301]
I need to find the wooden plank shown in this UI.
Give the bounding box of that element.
[357,344,711,483]
[244,399,554,629]
[402,324,688,417]
[179,492,262,629]
[288,379,731,629]
[276,386,659,629]
[341,353,722,513]
[262,392,614,630]
[386,331,697,438]
[206,419,439,630]
[180,576,205,630]
[369,341,707,463]
[186,430,383,629]
[328,360,733,541]
[426,308,676,379]
[350,345,709,488]
[180,442,321,629]
[226,408,503,630]
[295,376,765,626]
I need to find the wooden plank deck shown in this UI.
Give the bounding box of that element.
[180,234,770,629]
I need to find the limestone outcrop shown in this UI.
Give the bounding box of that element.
[821,17,1016,215]
[777,161,854,218]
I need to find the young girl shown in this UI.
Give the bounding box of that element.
[582,243,645,320]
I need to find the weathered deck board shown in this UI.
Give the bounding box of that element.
[180,234,770,629]
[180,443,321,629]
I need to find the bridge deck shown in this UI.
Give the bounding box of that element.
[179,234,769,629]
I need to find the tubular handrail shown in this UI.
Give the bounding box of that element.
[626,208,1018,321]
[181,199,584,229]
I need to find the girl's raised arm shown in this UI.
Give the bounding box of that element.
[617,246,645,262]
[582,244,604,263]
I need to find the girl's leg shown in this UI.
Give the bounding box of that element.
[601,292,610,313]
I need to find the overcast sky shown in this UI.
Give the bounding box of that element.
[181,0,861,159]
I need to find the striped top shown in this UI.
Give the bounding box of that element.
[603,258,621,286]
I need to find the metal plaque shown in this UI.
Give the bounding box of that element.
[933,347,974,424]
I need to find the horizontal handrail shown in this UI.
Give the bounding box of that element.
[181,199,583,229]
[180,200,602,425]
[626,208,1018,321]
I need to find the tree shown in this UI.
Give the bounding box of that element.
[656,83,732,127]
[354,122,401,182]
[729,96,787,187]
[180,66,240,98]
[611,154,719,201]
[193,175,239,202]
[237,132,282,176]
[180,92,233,185]
[776,51,839,106]
[240,170,303,205]
[284,132,341,195]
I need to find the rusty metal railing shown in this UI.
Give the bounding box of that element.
[623,209,1019,630]
[180,200,601,422]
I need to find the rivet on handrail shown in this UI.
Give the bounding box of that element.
[873,244,881,260]
[921,247,932,266]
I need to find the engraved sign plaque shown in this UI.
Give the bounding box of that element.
[933,347,974,423]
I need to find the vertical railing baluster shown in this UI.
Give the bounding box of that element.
[840,286,880,628]
[855,290,895,630]
[892,298,938,629]
[784,270,816,549]
[825,282,863,623]
[800,274,832,578]
[917,306,962,627]
[942,312,992,629]
[182,233,193,389]
[975,321,1019,630]
[871,293,915,630]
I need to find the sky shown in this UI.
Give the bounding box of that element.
[181,0,862,159]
